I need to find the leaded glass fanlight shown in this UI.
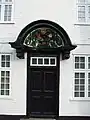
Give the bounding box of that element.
[23,27,64,49]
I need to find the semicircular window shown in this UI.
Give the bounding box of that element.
[23,27,64,48]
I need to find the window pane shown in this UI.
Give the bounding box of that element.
[78,6,85,22]
[0,69,10,96]
[6,78,9,83]
[74,72,85,98]
[0,54,11,96]
[80,57,85,62]
[74,92,79,97]
[88,63,90,69]
[1,90,4,95]
[1,55,5,61]
[88,57,90,62]
[6,55,10,61]
[88,92,90,97]
[80,79,85,84]
[78,12,85,18]
[88,57,90,69]
[32,58,37,64]
[75,73,79,78]
[88,85,90,91]
[1,71,5,76]
[6,62,10,67]
[80,85,85,91]
[1,77,5,83]
[80,63,85,69]
[75,57,79,62]
[75,85,79,91]
[4,5,8,21]
[50,58,55,65]
[6,71,10,76]
[88,79,90,84]
[78,6,85,12]
[1,84,4,89]
[1,62,5,67]
[75,63,79,69]
[88,6,90,19]
[44,58,49,64]
[88,73,90,78]
[75,79,79,84]
[80,92,84,97]
[38,58,43,64]
[5,84,9,89]
[4,5,12,21]
[80,73,85,78]
[8,5,12,21]
[6,90,9,95]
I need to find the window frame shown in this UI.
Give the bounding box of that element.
[73,55,90,100]
[0,0,14,24]
[30,57,57,67]
[0,53,11,98]
[75,0,90,25]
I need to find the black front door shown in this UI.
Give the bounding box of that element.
[27,54,59,118]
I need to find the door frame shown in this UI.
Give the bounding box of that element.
[26,52,60,119]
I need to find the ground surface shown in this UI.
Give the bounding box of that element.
[0,116,55,120]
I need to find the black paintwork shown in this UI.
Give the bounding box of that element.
[27,53,60,118]
[9,20,76,59]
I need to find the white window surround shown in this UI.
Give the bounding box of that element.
[0,0,14,24]
[74,0,90,25]
[0,54,11,98]
[72,55,90,101]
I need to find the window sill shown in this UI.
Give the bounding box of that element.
[0,96,13,100]
[0,21,15,24]
[69,97,90,101]
[74,23,90,26]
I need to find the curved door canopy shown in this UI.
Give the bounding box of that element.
[9,20,77,59]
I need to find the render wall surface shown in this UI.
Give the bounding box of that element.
[0,45,27,115]
[0,0,90,116]
[60,45,90,116]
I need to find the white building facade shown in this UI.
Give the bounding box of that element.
[0,0,90,120]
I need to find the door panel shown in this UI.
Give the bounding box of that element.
[31,71,42,91]
[43,96,56,115]
[44,71,56,92]
[43,70,57,115]
[30,69,43,115]
[31,96,42,114]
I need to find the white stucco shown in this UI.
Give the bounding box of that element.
[0,0,90,117]
[0,45,27,115]
[60,45,90,116]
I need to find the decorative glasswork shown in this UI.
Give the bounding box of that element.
[23,27,64,48]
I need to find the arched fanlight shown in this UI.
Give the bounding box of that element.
[23,27,64,49]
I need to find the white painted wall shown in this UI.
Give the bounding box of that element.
[0,44,27,115]
[0,0,90,116]
[60,45,90,116]
[0,0,76,43]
